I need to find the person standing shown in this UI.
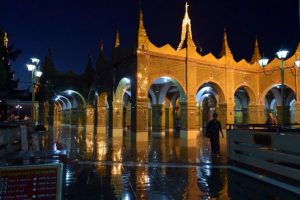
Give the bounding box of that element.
[266,112,277,125]
[206,113,224,157]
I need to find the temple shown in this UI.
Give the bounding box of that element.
[38,3,300,140]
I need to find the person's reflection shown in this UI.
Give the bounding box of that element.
[207,168,225,198]
[198,167,225,199]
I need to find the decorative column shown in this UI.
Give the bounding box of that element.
[165,107,174,131]
[295,102,300,124]
[97,104,107,132]
[112,101,123,133]
[197,105,203,130]
[152,104,165,132]
[277,105,290,124]
[179,102,198,131]
[216,103,234,128]
[86,105,94,128]
[248,104,265,124]
[132,98,148,132]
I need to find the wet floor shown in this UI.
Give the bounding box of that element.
[63,163,299,200]
[49,124,300,199]
[1,125,299,199]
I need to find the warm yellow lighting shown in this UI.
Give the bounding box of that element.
[112,164,122,175]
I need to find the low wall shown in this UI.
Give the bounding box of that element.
[227,129,300,181]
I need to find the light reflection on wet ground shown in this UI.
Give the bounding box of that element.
[64,163,299,200]
[53,125,299,199]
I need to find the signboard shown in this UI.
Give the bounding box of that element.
[0,163,63,200]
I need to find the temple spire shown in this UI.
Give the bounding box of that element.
[220,29,232,57]
[100,40,104,53]
[96,41,106,72]
[250,36,261,64]
[138,9,147,38]
[177,2,195,51]
[135,7,150,50]
[3,32,8,48]
[84,54,94,76]
[114,29,120,48]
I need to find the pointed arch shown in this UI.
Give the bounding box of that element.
[260,83,296,104]
[115,77,131,102]
[147,76,187,102]
[148,88,157,105]
[195,81,226,104]
[234,84,257,105]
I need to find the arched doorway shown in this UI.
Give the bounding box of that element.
[114,77,131,131]
[234,87,250,124]
[264,85,296,124]
[196,84,218,129]
[148,76,186,132]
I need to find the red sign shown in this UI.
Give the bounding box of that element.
[0,163,63,200]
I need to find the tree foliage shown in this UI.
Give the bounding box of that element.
[0,29,21,90]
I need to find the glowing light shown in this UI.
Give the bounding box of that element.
[26,64,36,71]
[276,49,289,59]
[31,58,40,64]
[295,59,300,67]
[16,105,22,109]
[138,73,142,78]
[124,78,130,84]
[35,70,42,77]
[258,57,269,67]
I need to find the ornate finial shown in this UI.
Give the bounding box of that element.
[100,40,104,53]
[185,2,189,14]
[220,28,232,57]
[115,29,120,48]
[138,9,147,37]
[4,32,8,48]
[250,36,261,64]
[177,2,195,51]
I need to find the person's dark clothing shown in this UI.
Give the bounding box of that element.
[207,119,222,154]
[266,116,277,125]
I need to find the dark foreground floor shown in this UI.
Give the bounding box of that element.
[63,161,300,200]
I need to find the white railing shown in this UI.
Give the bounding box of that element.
[227,129,300,181]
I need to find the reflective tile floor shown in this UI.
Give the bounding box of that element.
[1,125,299,199]
[54,125,300,200]
[63,163,299,200]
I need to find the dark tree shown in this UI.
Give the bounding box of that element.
[0,29,21,91]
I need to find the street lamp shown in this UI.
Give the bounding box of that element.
[258,49,289,125]
[26,57,43,129]
[16,104,22,124]
[295,59,300,68]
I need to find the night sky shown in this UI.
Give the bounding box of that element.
[0,0,299,89]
